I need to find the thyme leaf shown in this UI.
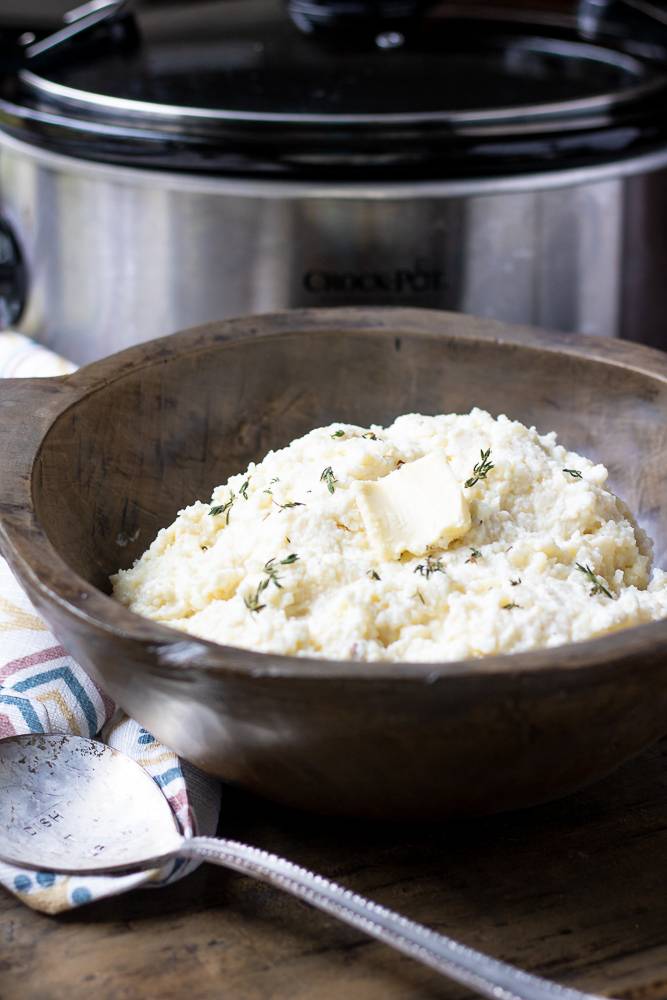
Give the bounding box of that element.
[244,590,266,613]
[576,562,613,599]
[563,469,583,479]
[363,431,378,441]
[210,492,236,524]
[503,602,522,611]
[331,429,345,439]
[465,448,494,489]
[414,556,445,579]
[244,554,299,613]
[368,569,381,581]
[264,553,299,588]
[466,547,482,563]
[320,466,337,494]
[263,560,283,589]
[240,479,250,500]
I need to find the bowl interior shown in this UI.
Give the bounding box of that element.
[34,321,667,597]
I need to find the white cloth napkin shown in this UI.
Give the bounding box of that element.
[0,333,222,913]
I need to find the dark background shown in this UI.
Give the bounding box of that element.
[3,0,71,23]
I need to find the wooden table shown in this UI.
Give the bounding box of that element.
[2,738,667,1000]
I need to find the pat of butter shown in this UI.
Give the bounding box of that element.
[356,451,471,560]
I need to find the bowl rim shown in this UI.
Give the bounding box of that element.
[3,306,667,682]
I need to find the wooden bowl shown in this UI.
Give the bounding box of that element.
[1,308,667,819]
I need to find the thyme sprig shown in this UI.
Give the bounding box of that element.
[563,469,583,480]
[210,492,236,524]
[263,477,279,496]
[320,466,337,494]
[576,562,613,599]
[466,547,482,563]
[414,555,445,579]
[264,553,298,588]
[465,448,494,489]
[240,479,250,500]
[244,589,266,613]
[244,554,299,613]
[273,500,305,510]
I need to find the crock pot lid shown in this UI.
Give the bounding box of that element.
[15,0,666,130]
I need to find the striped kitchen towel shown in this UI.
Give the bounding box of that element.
[0,333,222,914]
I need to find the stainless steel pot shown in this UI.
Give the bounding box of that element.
[1,0,667,362]
[3,133,667,362]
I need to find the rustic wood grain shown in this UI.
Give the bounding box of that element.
[2,737,667,1000]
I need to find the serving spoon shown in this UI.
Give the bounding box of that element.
[0,733,610,1000]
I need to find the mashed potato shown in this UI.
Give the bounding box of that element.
[112,410,667,662]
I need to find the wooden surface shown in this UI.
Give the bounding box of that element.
[2,738,667,1000]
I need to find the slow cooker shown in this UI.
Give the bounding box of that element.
[1,0,667,363]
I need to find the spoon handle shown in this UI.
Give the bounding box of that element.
[179,837,608,1000]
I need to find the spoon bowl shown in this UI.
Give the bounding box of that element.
[0,733,181,873]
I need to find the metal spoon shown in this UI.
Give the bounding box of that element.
[0,733,609,1000]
